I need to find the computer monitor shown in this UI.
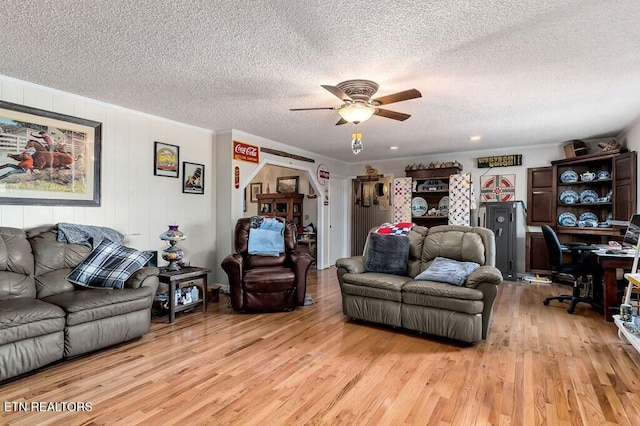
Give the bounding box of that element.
[622,214,640,247]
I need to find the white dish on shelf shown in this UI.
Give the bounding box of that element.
[580,189,599,203]
[560,170,579,183]
[559,189,580,204]
[411,197,428,217]
[558,212,578,226]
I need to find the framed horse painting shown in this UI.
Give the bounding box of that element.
[0,101,102,206]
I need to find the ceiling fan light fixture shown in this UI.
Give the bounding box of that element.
[338,103,375,124]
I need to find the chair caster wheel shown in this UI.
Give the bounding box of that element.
[543,300,550,305]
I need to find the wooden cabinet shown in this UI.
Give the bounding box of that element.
[256,193,303,225]
[552,151,636,239]
[527,166,555,225]
[526,151,636,247]
[525,232,551,274]
[406,166,462,227]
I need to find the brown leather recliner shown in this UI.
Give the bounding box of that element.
[221,217,313,312]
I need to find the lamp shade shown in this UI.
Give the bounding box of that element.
[159,225,186,241]
[338,103,375,123]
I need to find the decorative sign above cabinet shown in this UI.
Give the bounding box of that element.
[477,154,522,168]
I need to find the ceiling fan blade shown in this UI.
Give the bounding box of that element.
[321,85,352,101]
[374,108,411,121]
[289,107,337,111]
[335,118,348,126]
[372,89,422,106]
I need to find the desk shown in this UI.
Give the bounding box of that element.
[594,251,634,322]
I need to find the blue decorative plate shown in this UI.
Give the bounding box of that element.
[579,212,598,222]
[559,190,580,204]
[596,170,611,180]
[580,189,599,203]
[558,212,578,226]
[560,170,579,183]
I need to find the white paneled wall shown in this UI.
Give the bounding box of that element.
[0,77,216,270]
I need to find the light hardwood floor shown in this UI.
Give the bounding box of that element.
[2,268,640,425]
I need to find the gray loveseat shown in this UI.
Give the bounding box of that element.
[0,225,159,382]
[336,225,502,343]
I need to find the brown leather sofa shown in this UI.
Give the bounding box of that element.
[221,218,313,311]
[336,225,503,344]
[0,225,159,382]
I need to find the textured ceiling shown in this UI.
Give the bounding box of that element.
[2,0,640,163]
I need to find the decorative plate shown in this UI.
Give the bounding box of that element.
[580,189,599,203]
[559,190,580,204]
[599,222,611,228]
[438,196,450,214]
[579,211,598,222]
[411,197,428,217]
[596,170,611,180]
[558,212,578,227]
[560,170,579,183]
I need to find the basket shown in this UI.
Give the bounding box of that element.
[564,140,589,158]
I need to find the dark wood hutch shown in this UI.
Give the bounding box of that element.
[526,150,637,273]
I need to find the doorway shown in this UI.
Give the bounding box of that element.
[243,163,323,266]
[351,176,393,255]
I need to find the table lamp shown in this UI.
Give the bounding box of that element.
[159,225,186,271]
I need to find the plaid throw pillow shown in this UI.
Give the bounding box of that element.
[67,240,153,289]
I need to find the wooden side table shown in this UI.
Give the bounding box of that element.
[158,266,211,323]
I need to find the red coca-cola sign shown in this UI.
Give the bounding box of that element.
[233,141,259,163]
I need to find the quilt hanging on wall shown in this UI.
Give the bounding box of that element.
[393,177,412,223]
[449,173,472,226]
[480,174,516,202]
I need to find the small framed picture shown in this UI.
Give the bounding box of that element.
[276,176,299,194]
[250,182,262,202]
[182,162,204,194]
[154,141,180,178]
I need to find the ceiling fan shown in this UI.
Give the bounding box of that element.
[290,79,422,125]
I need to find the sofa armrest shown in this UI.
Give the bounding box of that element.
[465,265,503,288]
[335,256,365,274]
[125,266,159,290]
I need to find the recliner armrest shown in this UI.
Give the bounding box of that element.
[335,256,365,274]
[465,265,503,288]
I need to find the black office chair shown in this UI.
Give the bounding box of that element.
[541,225,603,314]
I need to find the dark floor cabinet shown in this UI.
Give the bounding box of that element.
[486,202,517,280]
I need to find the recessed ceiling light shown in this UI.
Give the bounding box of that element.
[389,146,399,150]
[469,135,482,141]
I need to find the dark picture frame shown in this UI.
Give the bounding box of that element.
[276,176,299,194]
[0,100,102,206]
[182,162,204,194]
[154,141,179,178]
[250,182,262,202]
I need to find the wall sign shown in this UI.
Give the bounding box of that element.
[233,140,259,163]
[234,166,240,189]
[477,154,522,168]
[317,164,330,186]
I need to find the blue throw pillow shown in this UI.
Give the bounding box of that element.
[415,256,480,286]
[364,233,410,276]
[67,240,153,289]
